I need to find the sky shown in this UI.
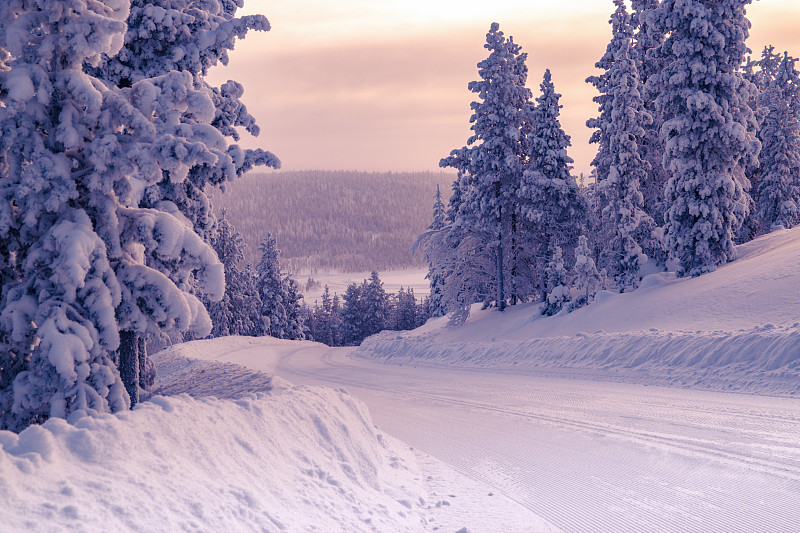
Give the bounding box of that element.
[208,1,800,175]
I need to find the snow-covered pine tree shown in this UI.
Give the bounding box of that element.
[361,272,388,338]
[423,185,448,318]
[310,285,336,346]
[569,235,602,310]
[519,69,586,299]
[542,245,570,316]
[391,287,418,331]
[256,234,289,339]
[94,0,279,398]
[737,46,784,242]
[94,0,276,391]
[338,283,365,346]
[283,277,306,341]
[330,292,342,346]
[754,53,800,233]
[646,0,760,277]
[600,42,654,291]
[206,210,259,337]
[0,0,233,427]
[586,0,634,188]
[631,0,669,227]
[440,23,531,311]
[430,184,447,231]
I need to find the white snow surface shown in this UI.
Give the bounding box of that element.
[356,227,800,396]
[5,227,800,532]
[0,336,549,533]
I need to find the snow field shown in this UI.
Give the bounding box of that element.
[355,227,800,396]
[269,347,800,532]
[0,379,431,531]
[0,338,549,533]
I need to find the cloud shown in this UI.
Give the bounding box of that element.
[210,17,607,172]
[210,3,800,173]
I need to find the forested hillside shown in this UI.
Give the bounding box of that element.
[213,170,453,273]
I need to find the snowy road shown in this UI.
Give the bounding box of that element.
[219,344,800,532]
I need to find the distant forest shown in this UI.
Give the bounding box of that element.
[213,170,453,273]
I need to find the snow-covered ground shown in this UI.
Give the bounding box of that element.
[0,337,550,532]
[4,226,800,532]
[201,227,800,530]
[357,227,800,396]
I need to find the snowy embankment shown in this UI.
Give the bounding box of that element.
[0,340,433,532]
[356,227,800,396]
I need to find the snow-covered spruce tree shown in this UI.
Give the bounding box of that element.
[391,287,418,331]
[423,185,448,318]
[600,42,654,291]
[569,235,602,311]
[283,277,306,341]
[754,53,800,233]
[645,0,760,277]
[519,69,586,300]
[92,0,279,395]
[632,0,669,227]
[256,234,290,339]
[361,271,388,339]
[310,285,338,346]
[205,210,259,337]
[338,283,365,346]
[0,0,233,428]
[440,23,531,311]
[586,0,634,189]
[542,245,570,316]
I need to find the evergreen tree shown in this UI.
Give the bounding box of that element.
[330,292,342,346]
[256,234,289,338]
[93,0,280,398]
[392,287,418,331]
[310,285,336,346]
[542,245,570,316]
[632,0,669,226]
[361,272,388,338]
[338,283,365,346]
[0,0,238,428]
[601,42,654,291]
[570,235,602,310]
[519,69,586,299]
[646,0,760,277]
[754,53,800,233]
[283,277,306,341]
[206,210,258,337]
[586,0,634,188]
[440,23,531,311]
[423,185,448,318]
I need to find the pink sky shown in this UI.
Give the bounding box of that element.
[208,1,800,175]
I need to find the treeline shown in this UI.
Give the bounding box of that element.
[421,5,800,322]
[213,170,453,273]
[203,217,430,346]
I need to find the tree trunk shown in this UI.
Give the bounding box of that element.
[119,330,140,408]
[495,181,506,311]
[510,212,518,306]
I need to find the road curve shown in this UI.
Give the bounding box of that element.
[239,344,800,532]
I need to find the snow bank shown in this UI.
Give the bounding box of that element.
[0,372,433,531]
[355,227,800,396]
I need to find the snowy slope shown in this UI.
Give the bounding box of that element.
[355,227,800,395]
[1,338,553,533]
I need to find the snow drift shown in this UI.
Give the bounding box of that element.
[0,350,433,532]
[355,227,800,396]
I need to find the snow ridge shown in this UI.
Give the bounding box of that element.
[356,324,800,396]
[0,380,431,532]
